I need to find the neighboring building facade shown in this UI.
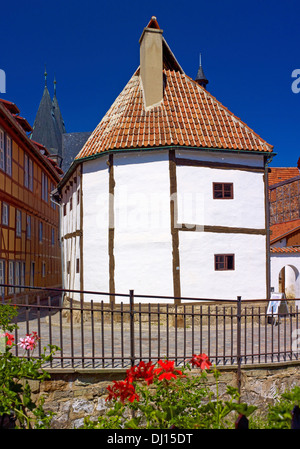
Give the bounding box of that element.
[269,166,300,300]
[55,17,274,303]
[0,98,62,300]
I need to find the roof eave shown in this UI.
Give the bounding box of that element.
[58,144,275,192]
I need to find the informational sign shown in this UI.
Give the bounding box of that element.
[267,293,289,324]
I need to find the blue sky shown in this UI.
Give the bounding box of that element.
[1,0,300,167]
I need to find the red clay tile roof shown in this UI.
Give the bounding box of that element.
[268,167,299,186]
[76,68,273,160]
[270,246,300,254]
[270,219,300,243]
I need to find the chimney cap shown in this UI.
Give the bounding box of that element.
[139,17,163,44]
[146,16,161,29]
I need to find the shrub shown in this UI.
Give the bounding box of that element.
[83,354,257,429]
[0,303,59,429]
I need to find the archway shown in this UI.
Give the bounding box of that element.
[278,265,299,299]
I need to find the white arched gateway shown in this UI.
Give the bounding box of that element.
[270,247,300,307]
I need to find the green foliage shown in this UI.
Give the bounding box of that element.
[0,303,59,429]
[266,386,300,429]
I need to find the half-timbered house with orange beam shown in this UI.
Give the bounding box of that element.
[0,98,62,301]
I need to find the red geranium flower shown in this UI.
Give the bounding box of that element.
[154,360,183,381]
[126,361,156,385]
[189,353,212,370]
[106,379,139,403]
[3,332,14,346]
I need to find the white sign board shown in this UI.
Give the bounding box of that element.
[267,293,289,324]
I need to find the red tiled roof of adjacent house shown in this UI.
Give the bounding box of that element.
[270,219,300,243]
[76,17,273,161]
[0,99,62,179]
[270,246,300,254]
[268,167,299,186]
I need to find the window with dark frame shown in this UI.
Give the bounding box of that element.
[2,202,9,226]
[214,254,235,271]
[16,209,22,237]
[213,183,233,199]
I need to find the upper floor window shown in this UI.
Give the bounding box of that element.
[5,136,12,176]
[16,209,22,237]
[50,182,56,209]
[42,172,48,202]
[39,221,43,242]
[24,153,33,191]
[42,262,46,278]
[215,254,235,271]
[213,183,233,199]
[2,202,9,226]
[0,129,4,171]
[0,129,12,176]
[26,214,31,239]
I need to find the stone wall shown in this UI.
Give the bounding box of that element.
[28,361,300,429]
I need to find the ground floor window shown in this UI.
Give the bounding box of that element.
[0,260,5,295]
[8,261,14,293]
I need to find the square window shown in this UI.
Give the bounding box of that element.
[213,183,233,199]
[215,254,235,271]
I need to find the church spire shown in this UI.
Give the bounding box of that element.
[195,53,209,88]
[52,75,66,135]
[31,67,62,161]
[53,74,57,97]
[44,65,47,88]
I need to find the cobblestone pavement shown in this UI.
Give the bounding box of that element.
[12,308,300,369]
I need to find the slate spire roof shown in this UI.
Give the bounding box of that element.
[75,18,273,161]
[195,54,209,88]
[52,75,66,136]
[31,68,65,158]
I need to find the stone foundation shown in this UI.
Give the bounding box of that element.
[27,361,300,429]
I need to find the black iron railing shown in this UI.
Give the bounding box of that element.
[1,285,300,371]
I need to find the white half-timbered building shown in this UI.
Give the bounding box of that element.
[54,17,274,303]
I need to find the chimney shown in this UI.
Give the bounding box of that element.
[139,17,163,108]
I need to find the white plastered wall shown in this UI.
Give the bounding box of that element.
[179,231,267,300]
[81,156,110,301]
[113,151,173,302]
[61,166,81,300]
[175,150,266,229]
[72,148,268,303]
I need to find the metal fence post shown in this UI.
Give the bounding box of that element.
[237,296,242,399]
[129,290,135,367]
